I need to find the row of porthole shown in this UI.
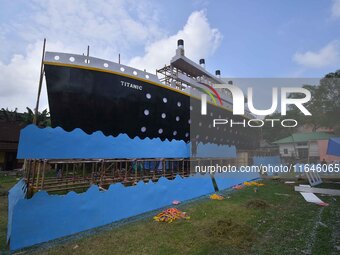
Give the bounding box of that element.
[145,93,227,118]
[53,55,150,79]
[145,93,182,107]
[144,109,183,122]
[140,126,189,137]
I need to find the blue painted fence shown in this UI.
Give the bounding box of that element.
[7,179,26,244]
[17,125,238,159]
[9,174,215,250]
[17,125,190,159]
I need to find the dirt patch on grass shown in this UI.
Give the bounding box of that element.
[246,199,270,209]
[207,218,255,246]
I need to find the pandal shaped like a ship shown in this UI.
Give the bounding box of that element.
[43,39,259,150]
[21,40,265,195]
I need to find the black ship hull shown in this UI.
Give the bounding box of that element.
[44,63,259,149]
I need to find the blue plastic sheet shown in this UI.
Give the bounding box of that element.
[327,137,340,156]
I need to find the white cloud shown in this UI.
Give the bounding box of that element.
[0,0,164,111]
[293,40,340,68]
[331,0,340,19]
[0,2,222,112]
[128,10,223,72]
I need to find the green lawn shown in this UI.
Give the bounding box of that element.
[36,181,340,254]
[2,179,340,254]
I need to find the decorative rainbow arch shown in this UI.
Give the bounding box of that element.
[197,83,223,106]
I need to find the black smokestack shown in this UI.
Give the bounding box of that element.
[215,70,221,77]
[199,58,205,68]
[177,39,184,48]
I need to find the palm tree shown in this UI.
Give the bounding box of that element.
[23,107,51,127]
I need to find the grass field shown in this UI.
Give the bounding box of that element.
[2,178,340,254]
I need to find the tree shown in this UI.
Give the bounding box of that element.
[23,107,51,127]
[262,70,340,142]
[0,108,21,122]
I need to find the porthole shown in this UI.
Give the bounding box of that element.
[188,119,191,124]
[133,70,138,75]
[163,97,167,103]
[185,133,189,137]
[141,127,146,132]
[145,74,150,79]
[69,57,75,62]
[199,122,202,126]
[146,93,151,99]
[144,109,149,116]
[54,55,60,60]
[176,116,180,121]
[158,128,163,134]
[161,113,166,119]
[173,131,177,136]
[103,63,109,68]
[120,67,125,72]
[190,106,193,111]
[177,101,181,107]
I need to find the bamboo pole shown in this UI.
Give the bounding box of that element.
[36,161,41,189]
[40,160,46,190]
[31,160,36,187]
[33,38,46,125]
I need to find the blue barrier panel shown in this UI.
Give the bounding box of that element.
[252,156,281,166]
[196,143,236,158]
[7,179,26,244]
[214,172,260,190]
[10,174,214,250]
[17,125,190,159]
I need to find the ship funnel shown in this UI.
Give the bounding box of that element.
[177,39,184,48]
[176,39,185,56]
[215,70,221,78]
[199,59,205,68]
[228,80,233,85]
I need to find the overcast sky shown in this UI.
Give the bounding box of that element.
[0,0,339,112]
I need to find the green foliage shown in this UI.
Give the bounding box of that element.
[263,70,340,142]
[0,107,51,127]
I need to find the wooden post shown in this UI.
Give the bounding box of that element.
[66,164,69,183]
[125,161,128,180]
[83,163,85,181]
[40,160,46,190]
[163,159,166,177]
[33,38,46,125]
[73,164,76,180]
[36,161,41,189]
[26,160,31,185]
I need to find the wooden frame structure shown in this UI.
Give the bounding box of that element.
[23,157,238,195]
